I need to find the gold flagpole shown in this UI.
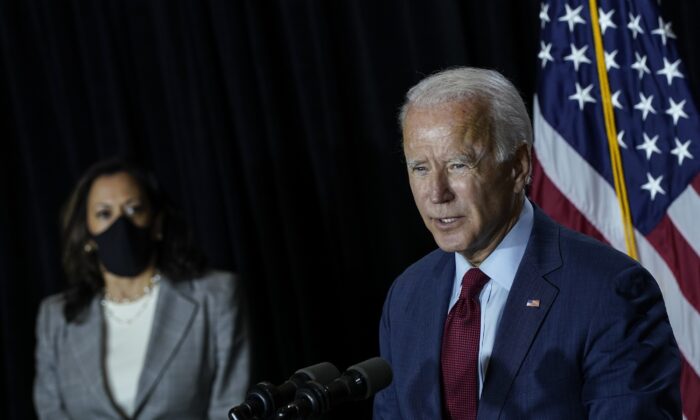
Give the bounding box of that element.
[588,0,639,259]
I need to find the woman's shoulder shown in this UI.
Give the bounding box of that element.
[191,269,237,290]
[171,269,240,299]
[35,292,71,334]
[168,270,244,319]
[38,292,67,317]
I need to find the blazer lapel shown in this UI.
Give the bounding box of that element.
[478,208,562,419]
[67,298,117,413]
[132,278,197,414]
[405,251,455,416]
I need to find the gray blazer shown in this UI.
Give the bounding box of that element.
[34,270,251,419]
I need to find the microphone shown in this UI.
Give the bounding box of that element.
[275,357,393,419]
[229,362,340,420]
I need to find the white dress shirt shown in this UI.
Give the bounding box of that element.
[448,199,534,396]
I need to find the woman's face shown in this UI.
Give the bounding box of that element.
[86,171,152,235]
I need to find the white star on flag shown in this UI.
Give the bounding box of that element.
[569,83,596,110]
[634,92,656,120]
[598,8,617,35]
[631,52,651,79]
[538,42,554,68]
[617,130,627,149]
[670,138,694,165]
[636,132,661,160]
[559,4,586,32]
[564,44,592,71]
[611,90,624,109]
[605,50,620,71]
[657,57,684,85]
[627,13,645,39]
[539,3,550,29]
[651,16,676,46]
[640,172,666,200]
[666,98,689,125]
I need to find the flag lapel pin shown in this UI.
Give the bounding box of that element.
[526,299,540,308]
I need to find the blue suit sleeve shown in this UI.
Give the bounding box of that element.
[581,265,681,419]
[373,282,400,419]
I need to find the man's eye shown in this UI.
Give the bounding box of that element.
[411,166,428,174]
[450,163,467,170]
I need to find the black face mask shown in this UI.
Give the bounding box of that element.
[92,216,155,277]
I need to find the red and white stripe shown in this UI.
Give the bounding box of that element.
[532,96,700,419]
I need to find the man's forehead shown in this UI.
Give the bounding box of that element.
[403,101,491,150]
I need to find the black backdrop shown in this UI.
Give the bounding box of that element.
[1,1,699,419]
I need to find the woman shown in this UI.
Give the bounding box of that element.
[34,159,250,419]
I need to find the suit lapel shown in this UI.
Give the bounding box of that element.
[478,208,562,419]
[67,298,118,413]
[405,251,455,416]
[132,278,198,415]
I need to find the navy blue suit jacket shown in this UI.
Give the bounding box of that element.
[374,207,681,419]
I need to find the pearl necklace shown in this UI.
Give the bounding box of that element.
[101,273,161,324]
[103,272,161,303]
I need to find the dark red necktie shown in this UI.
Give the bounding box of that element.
[441,268,490,420]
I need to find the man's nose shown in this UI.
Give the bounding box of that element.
[429,170,455,204]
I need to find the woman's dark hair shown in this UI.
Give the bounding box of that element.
[61,158,206,322]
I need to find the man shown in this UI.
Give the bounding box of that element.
[373,67,681,419]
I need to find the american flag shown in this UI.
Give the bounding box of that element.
[531,0,700,418]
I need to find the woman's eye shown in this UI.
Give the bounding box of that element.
[125,204,143,216]
[96,209,111,219]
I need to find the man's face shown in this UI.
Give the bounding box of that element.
[402,100,530,264]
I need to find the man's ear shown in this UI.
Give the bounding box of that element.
[512,143,532,194]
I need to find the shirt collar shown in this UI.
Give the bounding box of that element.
[454,199,534,292]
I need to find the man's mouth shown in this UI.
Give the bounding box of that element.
[438,217,459,223]
[433,216,463,226]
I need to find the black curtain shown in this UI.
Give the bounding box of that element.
[1,1,698,419]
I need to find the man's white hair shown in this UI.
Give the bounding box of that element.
[399,67,533,162]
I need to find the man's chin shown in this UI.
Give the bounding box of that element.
[432,236,467,254]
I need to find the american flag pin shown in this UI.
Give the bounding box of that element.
[526,299,540,308]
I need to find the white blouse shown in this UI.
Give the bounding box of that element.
[102,283,161,416]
